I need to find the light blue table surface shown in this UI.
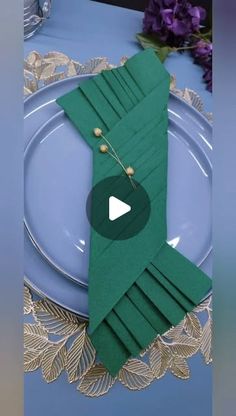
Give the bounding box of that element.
[24,1,212,415]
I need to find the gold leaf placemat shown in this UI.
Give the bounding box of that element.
[24,287,212,397]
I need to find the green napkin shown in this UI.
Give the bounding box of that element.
[57,49,212,376]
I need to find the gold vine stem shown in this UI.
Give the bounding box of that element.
[100,133,136,189]
[107,150,136,189]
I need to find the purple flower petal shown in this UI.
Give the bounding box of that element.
[143,0,207,48]
[171,19,189,36]
[163,0,176,7]
[160,9,174,26]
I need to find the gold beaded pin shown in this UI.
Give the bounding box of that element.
[93,128,136,189]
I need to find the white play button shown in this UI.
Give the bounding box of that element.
[109,196,131,221]
[87,176,150,239]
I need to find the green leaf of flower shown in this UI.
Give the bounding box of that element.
[136,33,174,62]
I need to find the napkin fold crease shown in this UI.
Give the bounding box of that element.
[57,49,212,376]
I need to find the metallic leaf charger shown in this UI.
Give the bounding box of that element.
[56,49,212,376]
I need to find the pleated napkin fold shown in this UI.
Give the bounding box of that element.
[57,49,212,376]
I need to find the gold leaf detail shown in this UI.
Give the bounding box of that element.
[39,63,56,80]
[24,350,43,372]
[72,60,84,74]
[182,88,194,106]
[67,61,77,77]
[184,312,202,339]
[24,286,33,315]
[139,336,159,357]
[149,341,172,379]
[44,51,70,66]
[84,57,109,74]
[118,359,153,390]
[120,56,128,66]
[34,300,82,336]
[194,296,212,313]
[41,340,67,383]
[164,318,185,339]
[170,335,200,358]
[201,318,212,364]
[24,324,49,351]
[26,51,42,67]
[24,70,38,93]
[24,86,32,96]
[170,356,190,379]
[44,72,65,85]
[170,74,177,90]
[78,364,116,397]
[67,327,96,383]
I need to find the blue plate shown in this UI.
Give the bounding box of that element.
[24,75,212,317]
[24,110,92,287]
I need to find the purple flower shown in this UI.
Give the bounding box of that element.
[192,40,212,92]
[203,60,212,92]
[189,6,206,31]
[192,40,212,64]
[143,0,206,47]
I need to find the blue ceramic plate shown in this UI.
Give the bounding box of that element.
[24,110,92,287]
[24,75,212,317]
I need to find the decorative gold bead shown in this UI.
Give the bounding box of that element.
[126,166,135,176]
[93,127,102,137]
[99,144,108,153]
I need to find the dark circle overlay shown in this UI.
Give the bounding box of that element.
[86,175,151,240]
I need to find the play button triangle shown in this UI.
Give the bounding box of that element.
[109,196,131,221]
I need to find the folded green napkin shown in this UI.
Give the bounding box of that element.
[57,49,212,376]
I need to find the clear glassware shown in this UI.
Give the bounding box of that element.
[24,0,52,40]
